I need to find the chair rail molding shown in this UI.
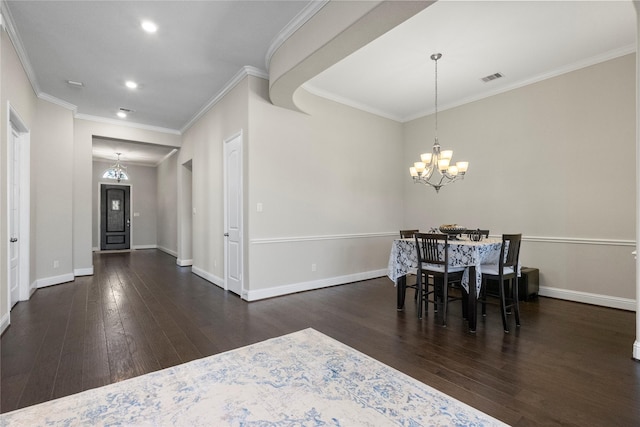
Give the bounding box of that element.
[251,231,397,245]
[251,233,634,246]
[522,235,635,246]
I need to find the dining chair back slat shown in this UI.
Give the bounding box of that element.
[414,233,464,326]
[503,233,521,270]
[480,233,522,333]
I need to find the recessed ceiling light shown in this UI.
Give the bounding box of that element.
[125,80,138,89]
[117,111,127,119]
[141,20,158,33]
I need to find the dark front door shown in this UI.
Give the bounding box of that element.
[101,184,131,250]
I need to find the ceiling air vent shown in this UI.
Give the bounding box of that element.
[481,72,504,83]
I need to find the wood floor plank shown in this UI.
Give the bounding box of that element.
[1,249,638,426]
[100,273,142,383]
[114,269,183,369]
[51,279,88,399]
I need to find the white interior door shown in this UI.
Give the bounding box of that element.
[9,128,20,308]
[224,132,243,296]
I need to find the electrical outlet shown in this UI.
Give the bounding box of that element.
[311,263,317,272]
[53,260,59,269]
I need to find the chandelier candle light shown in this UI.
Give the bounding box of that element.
[409,53,469,193]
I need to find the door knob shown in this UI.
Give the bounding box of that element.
[10,237,18,243]
[224,233,229,237]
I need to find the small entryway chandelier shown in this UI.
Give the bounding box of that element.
[409,53,469,193]
[102,152,129,182]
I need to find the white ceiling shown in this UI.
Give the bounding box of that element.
[3,0,315,164]
[3,0,637,163]
[305,0,636,122]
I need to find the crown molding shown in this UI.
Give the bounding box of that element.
[245,65,269,80]
[264,0,329,71]
[155,148,179,166]
[38,92,78,112]
[302,83,404,122]
[401,44,637,123]
[75,113,182,135]
[180,65,267,134]
[303,43,636,124]
[1,1,40,95]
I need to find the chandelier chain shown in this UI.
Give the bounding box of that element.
[434,54,438,141]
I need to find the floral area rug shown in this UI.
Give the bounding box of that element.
[0,328,507,426]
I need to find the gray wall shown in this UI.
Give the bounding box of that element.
[34,100,74,283]
[157,151,178,256]
[404,53,636,306]
[177,72,249,285]
[1,27,38,326]
[247,76,404,299]
[92,160,158,250]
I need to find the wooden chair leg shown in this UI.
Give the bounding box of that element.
[513,277,521,327]
[481,279,487,317]
[499,277,510,333]
[461,291,469,320]
[426,275,431,315]
[441,279,448,327]
[416,271,423,319]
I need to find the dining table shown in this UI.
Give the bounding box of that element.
[387,235,505,332]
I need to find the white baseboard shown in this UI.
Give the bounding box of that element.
[36,272,75,289]
[30,281,37,296]
[94,245,158,251]
[74,266,94,276]
[539,286,635,311]
[133,245,157,250]
[157,246,177,258]
[191,266,225,289]
[177,258,193,267]
[0,312,10,335]
[244,269,388,302]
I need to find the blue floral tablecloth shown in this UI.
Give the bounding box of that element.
[387,237,504,294]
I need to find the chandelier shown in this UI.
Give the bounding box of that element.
[102,152,129,182]
[409,53,468,193]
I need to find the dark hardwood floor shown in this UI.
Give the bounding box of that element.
[1,250,639,425]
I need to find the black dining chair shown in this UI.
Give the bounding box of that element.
[479,233,522,333]
[399,230,420,300]
[414,233,465,326]
[400,229,420,239]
